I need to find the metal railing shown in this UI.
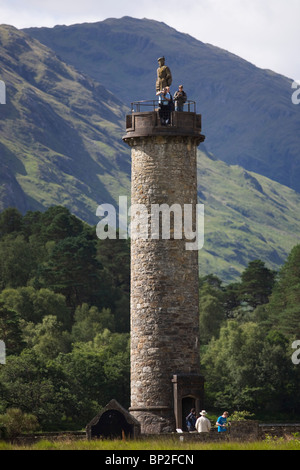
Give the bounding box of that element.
[130,100,197,113]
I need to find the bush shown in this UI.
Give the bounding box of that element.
[0,408,39,439]
[230,410,255,421]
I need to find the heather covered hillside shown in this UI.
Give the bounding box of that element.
[25,17,300,192]
[0,25,130,224]
[0,20,299,280]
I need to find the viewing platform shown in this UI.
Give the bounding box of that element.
[123,100,205,144]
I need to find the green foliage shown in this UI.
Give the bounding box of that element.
[0,208,23,237]
[0,301,24,355]
[0,234,38,289]
[230,410,255,421]
[0,205,300,429]
[71,304,115,342]
[38,234,102,309]
[0,286,71,327]
[96,238,130,332]
[0,206,130,430]
[0,350,84,429]
[199,275,226,344]
[201,320,297,413]
[199,251,300,417]
[264,245,300,338]
[42,206,86,241]
[0,408,38,439]
[238,260,276,309]
[23,316,71,359]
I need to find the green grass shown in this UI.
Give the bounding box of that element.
[1,437,300,451]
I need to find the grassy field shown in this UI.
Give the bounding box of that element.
[1,437,300,451]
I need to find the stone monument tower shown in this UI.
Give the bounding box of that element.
[123,58,205,434]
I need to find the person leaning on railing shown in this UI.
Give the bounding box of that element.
[156,87,172,125]
[174,85,187,112]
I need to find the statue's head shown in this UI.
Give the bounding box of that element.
[157,56,165,66]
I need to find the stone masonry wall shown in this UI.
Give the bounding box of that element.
[129,135,201,433]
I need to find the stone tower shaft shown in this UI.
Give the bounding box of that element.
[123,106,205,434]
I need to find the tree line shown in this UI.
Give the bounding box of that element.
[0,206,299,430]
[0,206,130,430]
[199,250,300,419]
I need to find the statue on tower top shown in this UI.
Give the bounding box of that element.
[156,56,172,92]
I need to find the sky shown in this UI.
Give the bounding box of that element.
[0,0,299,80]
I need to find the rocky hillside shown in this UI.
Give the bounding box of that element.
[25,17,300,192]
[1,22,300,281]
[197,149,300,281]
[0,25,130,224]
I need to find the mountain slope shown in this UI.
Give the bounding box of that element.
[24,17,300,193]
[1,24,300,282]
[198,149,300,281]
[0,25,130,224]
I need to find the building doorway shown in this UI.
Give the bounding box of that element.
[182,397,196,432]
[172,374,204,431]
[90,409,133,439]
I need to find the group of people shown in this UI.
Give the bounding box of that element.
[156,85,187,125]
[155,56,188,125]
[186,409,230,434]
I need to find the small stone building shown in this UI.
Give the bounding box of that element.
[86,399,141,440]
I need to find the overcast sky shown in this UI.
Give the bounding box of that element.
[1,0,299,80]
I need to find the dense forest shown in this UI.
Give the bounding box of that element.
[0,206,299,430]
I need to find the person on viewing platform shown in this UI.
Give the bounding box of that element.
[174,85,187,111]
[156,87,171,125]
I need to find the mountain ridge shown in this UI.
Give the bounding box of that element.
[24,17,300,192]
[0,24,130,223]
[0,22,300,281]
